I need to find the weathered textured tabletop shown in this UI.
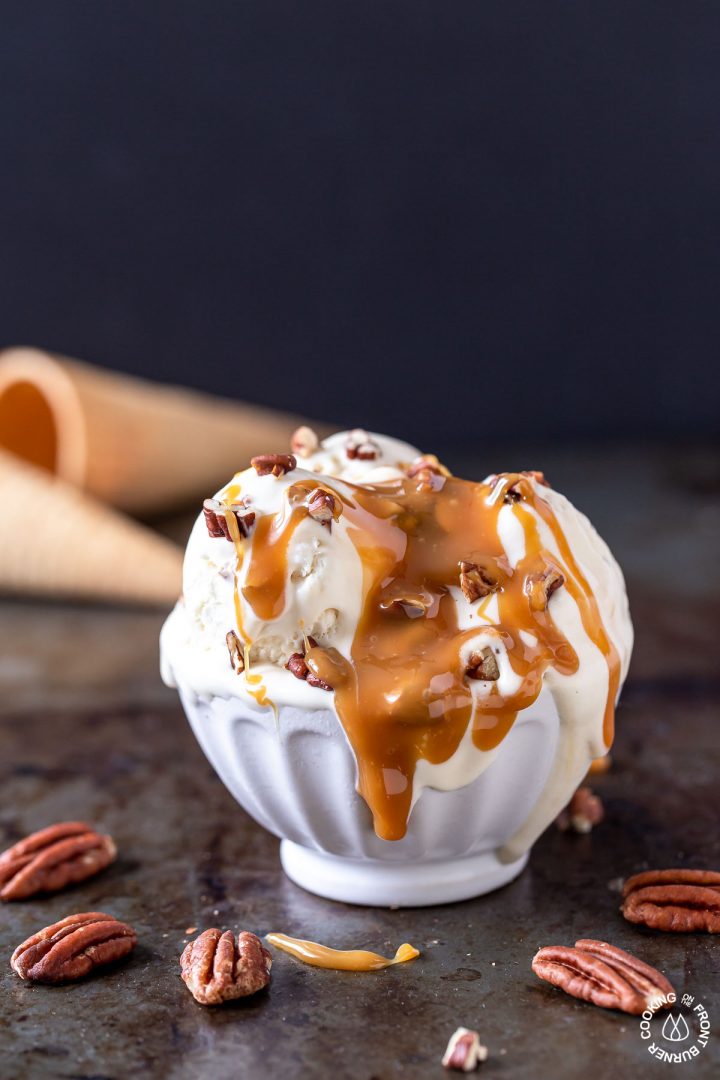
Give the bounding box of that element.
[1,443,718,1080]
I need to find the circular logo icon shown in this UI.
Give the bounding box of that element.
[639,992,711,1064]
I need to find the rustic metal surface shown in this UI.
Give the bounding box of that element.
[0,443,718,1079]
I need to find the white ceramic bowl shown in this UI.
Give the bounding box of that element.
[177,683,587,907]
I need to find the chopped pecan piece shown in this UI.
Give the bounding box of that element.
[226,630,245,674]
[521,469,550,486]
[180,929,271,1005]
[442,1027,488,1071]
[459,561,498,603]
[379,583,435,619]
[285,637,333,690]
[291,425,320,458]
[307,488,337,530]
[251,453,297,477]
[407,454,451,491]
[556,787,604,833]
[203,499,256,540]
[345,429,379,460]
[485,472,537,504]
[526,566,565,612]
[466,647,500,682]
[532,939,674,1015]
[406,454,451,480]
[621,869,720,933]
[0,822,116,901]
[11,912,136,983]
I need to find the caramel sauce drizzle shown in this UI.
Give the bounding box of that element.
[243,671,267,706]
[241,509,305,620]
[220,491,250,649]
[266,933,419,971]
[242,471,620,842]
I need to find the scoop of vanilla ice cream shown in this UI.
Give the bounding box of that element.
[162,432,632,728]
[161,430,423,704]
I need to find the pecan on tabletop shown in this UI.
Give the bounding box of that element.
[555,787,604,834]
[532,939,674,1015]
[0,822,116,901]
[11,912,137,983]
[180,929,272,1005]
[442,1027,488,1071]
[621,869,720,933]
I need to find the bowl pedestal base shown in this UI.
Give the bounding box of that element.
[280,839,529,907]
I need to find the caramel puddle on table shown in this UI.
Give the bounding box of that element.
[241,470,620,842]
[266,933,419,971]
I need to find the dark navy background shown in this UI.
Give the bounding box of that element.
[1,2,719,445]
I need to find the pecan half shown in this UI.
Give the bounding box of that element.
[180,929,271,1005]
[442,1027,488,1071]
[11,912,136,983]
[203,499,255,540]
[291,425,320,458]
[251,453,297,477]
[0,822,116,901]
[556,787,604,833]
[526,567,565,612]
[466,647,500,682]
[532,939,674,1015]
[226,630,245,674]
[621,869,720,933]
[459,561,498,603]
[345,430,379,461]
[307,488,337,531]
[285,637,333,691]
[574,939,675,1006]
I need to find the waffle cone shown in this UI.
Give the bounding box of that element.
[0,348,310,514]
[0,449,182,605]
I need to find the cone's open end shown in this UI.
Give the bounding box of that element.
[0,348,86,485]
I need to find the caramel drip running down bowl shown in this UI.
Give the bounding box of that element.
[238,471,620,843]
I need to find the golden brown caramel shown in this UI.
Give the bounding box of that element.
[241,508,304,620]
[241,469,620,842]
[266,933,419,971]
